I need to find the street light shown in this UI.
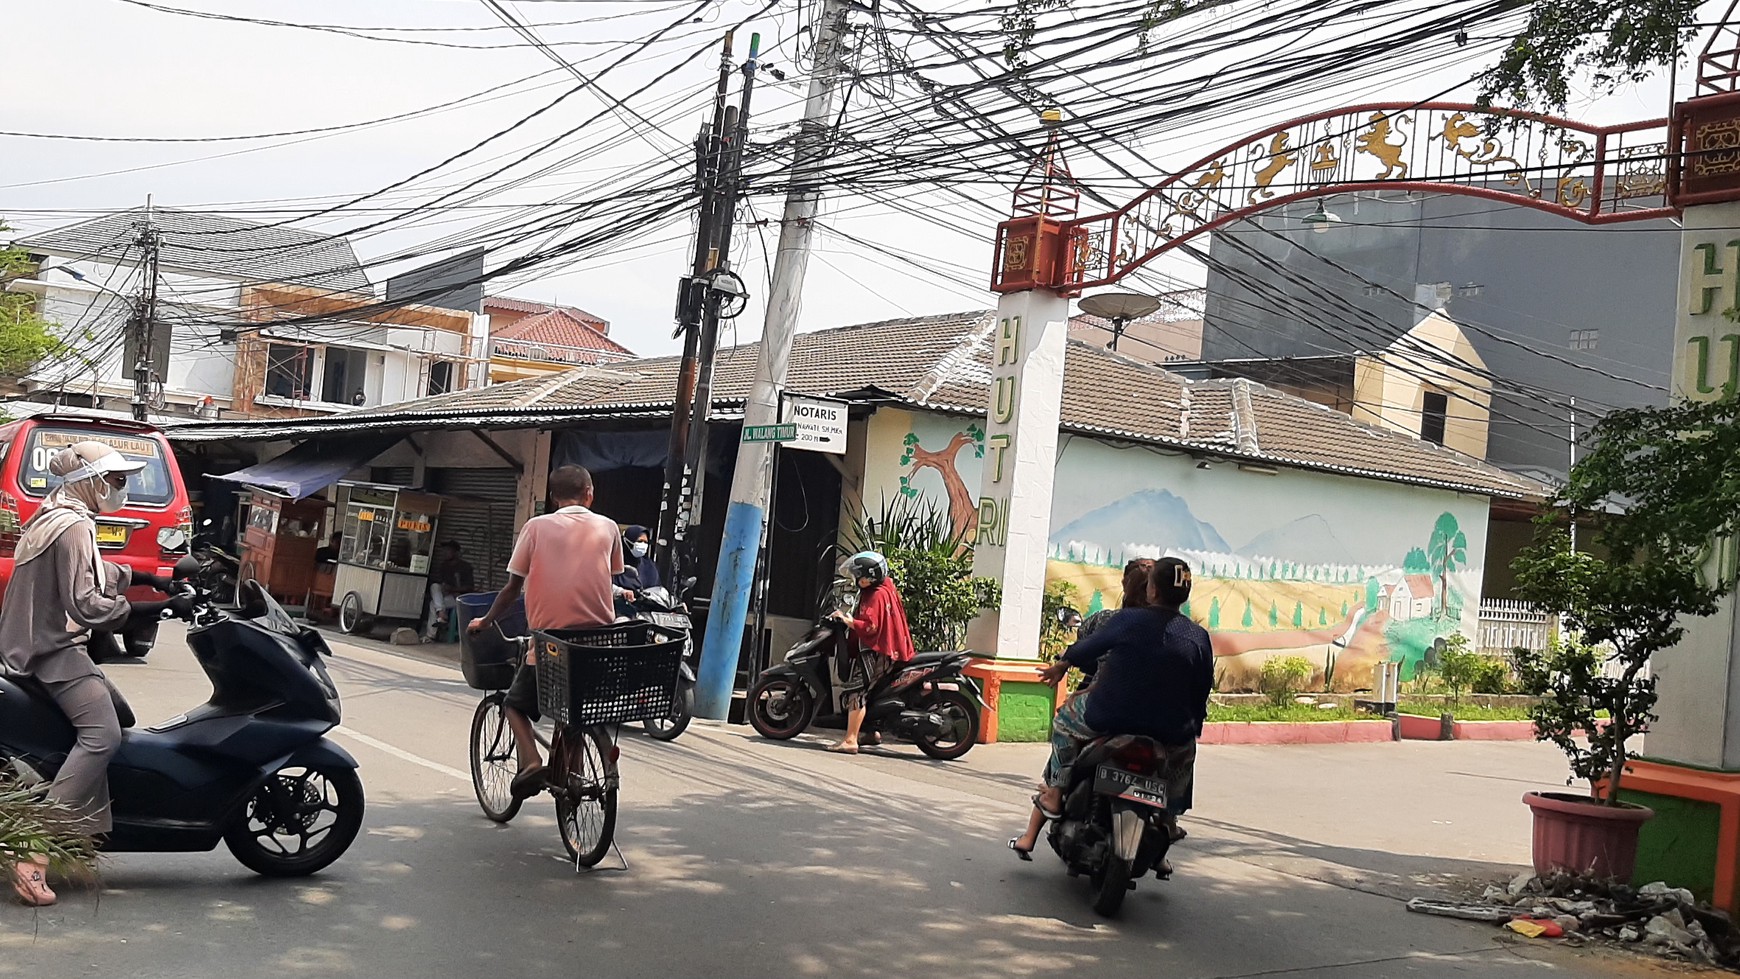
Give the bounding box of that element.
[1302,199,1344,234]
[1078,291,1162,352]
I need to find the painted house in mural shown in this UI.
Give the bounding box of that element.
[172,310,1544,692]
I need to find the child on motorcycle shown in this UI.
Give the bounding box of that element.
[826,551,915,754]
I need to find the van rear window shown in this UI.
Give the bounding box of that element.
[18,427,175,507]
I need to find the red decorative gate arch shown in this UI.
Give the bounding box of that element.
[992,102,1677,294]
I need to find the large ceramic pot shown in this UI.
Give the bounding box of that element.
[1523,791,1655,881]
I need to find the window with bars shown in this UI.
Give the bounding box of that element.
[1569,329,1599,351]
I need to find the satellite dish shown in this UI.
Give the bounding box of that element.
[1078,292,1162,321]
[1077,292,1162,352]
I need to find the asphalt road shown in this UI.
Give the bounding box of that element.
[0,627,1695,978]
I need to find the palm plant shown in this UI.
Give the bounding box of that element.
[847,496,1000,651]
[0,777,98,886]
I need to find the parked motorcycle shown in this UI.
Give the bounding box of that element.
[191,518,241,607]
[0,560,364,877]
[1046,733,1177,916]
[746,579,983,760]
[624,580,697,741]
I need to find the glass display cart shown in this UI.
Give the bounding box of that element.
[332,481,444,635]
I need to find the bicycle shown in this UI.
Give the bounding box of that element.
[469,623,683,868]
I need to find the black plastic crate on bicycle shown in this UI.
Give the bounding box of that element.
[533,622,687,726]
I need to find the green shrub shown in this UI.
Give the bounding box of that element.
[1436,633,1481,701]
[1469,655,1517,695]
[1258,655,1314,707]
[0,777,98,886]
[848,497,1000,652]
[1038,579,1081,663]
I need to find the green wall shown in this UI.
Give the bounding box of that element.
[1619,789,1720,901]
[997,681,1055,742]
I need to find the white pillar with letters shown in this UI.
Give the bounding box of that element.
[965,288,1072,659]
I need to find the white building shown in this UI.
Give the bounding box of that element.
[5,208,486,420]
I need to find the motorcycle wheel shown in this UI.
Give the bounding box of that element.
[1092,855,1133,917]
[747,676,815,740]
[223,761,365,877]
[470,693,523,823]
[914,689,979,761]
[642,683,693,741]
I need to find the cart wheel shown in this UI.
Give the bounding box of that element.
[338,592,365,634]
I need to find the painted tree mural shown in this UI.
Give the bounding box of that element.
[1427,511,1468,618]
[899,423,985,544]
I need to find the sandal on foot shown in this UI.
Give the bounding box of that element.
[827,742,859,755]
[12,863,55,907]
[1008,838,1034,862]
[509,765,547,800]
[1030,794,1063,821]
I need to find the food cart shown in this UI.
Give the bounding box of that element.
[332,481,443,635]
[237,489,331,607]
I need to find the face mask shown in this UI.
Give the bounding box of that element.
[630,541,649,559]
[97,479,128,514]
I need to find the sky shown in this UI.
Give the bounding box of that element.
[0,0,1700,361]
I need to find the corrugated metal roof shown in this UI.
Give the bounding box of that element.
[15,207,369,292]
[166,310,1544,499]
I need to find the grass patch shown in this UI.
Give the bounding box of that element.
[1396,701,1534,722]
[1208,703,1365,723]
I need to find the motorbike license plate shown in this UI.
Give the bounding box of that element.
[1093,765,1167,808]
[95,523,130,547]
[649,612,690,630]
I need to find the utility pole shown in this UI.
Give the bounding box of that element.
[676,37,760,579]
[130,199,161,422]
[695,0,852,721]
[656,33,738,584]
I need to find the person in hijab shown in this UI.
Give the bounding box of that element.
[826,551,915,754]
[616,525,660,592]
[0,441,187,906]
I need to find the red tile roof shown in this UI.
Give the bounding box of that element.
[488,306,632,365]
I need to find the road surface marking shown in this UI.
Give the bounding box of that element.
[335,726,469,782]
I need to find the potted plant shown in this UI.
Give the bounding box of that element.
[1508,397,1740,880]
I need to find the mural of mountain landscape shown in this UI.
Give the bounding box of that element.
[1045,485,1479,691]
[1051,488,1232,557]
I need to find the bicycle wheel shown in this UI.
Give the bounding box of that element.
[469,693,522,823]
[554,726,617,867]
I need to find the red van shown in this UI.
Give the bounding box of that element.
[0,414,192,602]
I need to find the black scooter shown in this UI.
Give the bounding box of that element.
[746,580,984,760]
[1046,732,1178,916]
[0,561,364,877]
[623,582,697,742]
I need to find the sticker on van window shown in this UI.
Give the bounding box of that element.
[27,477,45,489]
[33,431,157,457]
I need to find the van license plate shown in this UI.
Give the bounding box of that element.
[1093,765,1167,808]
[95,524,129,547]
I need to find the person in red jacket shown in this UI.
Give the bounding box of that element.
[827,551,915,754]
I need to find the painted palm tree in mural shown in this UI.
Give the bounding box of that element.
[1427,512,1467,618]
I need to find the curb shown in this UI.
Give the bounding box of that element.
[1198,720,1394,745]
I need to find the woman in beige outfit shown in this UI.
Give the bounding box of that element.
[0,441,180,906]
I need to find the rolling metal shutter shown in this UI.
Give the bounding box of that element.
[430,468,519,592]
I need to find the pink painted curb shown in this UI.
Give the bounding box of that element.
[1395,712,1448,741]
[1199,720,1393,745]
[1451,720,1539,741]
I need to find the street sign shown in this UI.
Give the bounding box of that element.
[742,423,798,443]
[780,394,849,455]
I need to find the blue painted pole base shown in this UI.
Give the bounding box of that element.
[695,500,765,719]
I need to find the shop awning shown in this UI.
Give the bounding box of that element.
[211,437,398,499]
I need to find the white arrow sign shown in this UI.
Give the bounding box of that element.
[779,394,849,455]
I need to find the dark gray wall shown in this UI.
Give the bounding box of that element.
[1201,192,1677,476]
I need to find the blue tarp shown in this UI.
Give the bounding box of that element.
[211,437,397,499]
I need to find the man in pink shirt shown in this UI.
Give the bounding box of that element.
[468,465,624,798]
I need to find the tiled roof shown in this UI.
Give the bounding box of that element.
[15,208,368,292]
[491,308,634,363]
[166,310,1544,499]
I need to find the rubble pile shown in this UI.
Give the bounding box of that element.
[1407,872,1740,968]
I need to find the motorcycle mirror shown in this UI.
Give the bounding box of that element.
[1056,607,1081,626]
[201,518,213,527]
[173,555,202,580]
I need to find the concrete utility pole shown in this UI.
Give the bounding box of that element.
[130,200,161,422]
[694,0,852,720]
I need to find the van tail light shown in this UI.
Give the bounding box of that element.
[165,506,194,556]
[1112,738,1158,774]
[0,492,20,558]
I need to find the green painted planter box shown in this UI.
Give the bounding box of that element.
[1619,788,1720,903]
[996,680,1055,742]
